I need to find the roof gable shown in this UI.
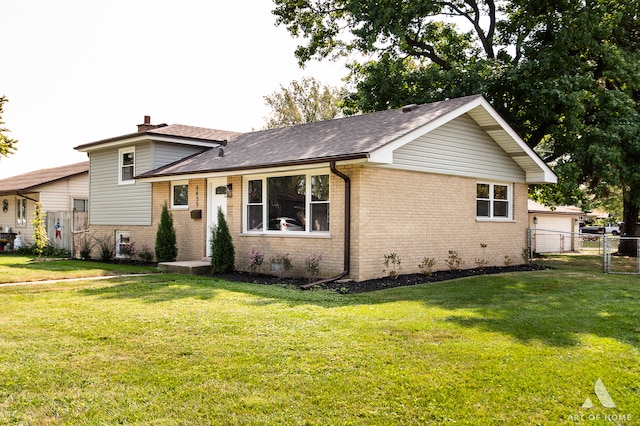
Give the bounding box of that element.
[0,161,89,195]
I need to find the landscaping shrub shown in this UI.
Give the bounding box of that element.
[210,207,235,273]
[31,202,47,258]
[155,202,177,262]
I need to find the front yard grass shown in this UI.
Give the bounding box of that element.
[0,258,638,424]
[0,254,158,284]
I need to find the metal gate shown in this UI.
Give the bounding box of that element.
[604,236,640,274]
[529,228,640,274]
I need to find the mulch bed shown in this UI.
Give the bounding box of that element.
[214,264,546,294]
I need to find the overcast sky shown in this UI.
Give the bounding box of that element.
[0,0,349,178]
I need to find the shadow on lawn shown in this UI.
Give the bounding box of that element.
[80,270,640,350]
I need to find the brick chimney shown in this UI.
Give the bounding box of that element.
[137,115,158,132]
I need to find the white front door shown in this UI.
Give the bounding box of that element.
[207,178,228,257]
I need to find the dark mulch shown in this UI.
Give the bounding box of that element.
[214,264,547,294]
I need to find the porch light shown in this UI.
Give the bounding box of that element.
[226,183,233,198]
[533,216,538,225]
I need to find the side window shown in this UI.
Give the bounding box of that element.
[16,198,27,227]
[172,181,189,209]
[310,175,330,231]
[477,182,512,220]
[247,179,263,231]
[73,198,88,212]
[119,147,135,185]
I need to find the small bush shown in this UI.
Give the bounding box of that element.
[383,252,402,279]
[247,247,265,274]
[79,235,93,260]
[504,255,513,266]
[445,250,464,271]
[137,244,155,263]
[418,257,436,276]
[95,234,115,262]
[119,242,136,258]
[304,252,323,280]
[270,253,293,279]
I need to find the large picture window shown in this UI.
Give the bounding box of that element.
[245,171,330,233]
[477,182,512,220]
[119,147,135,185]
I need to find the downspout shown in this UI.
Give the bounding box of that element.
[301,161,350,289]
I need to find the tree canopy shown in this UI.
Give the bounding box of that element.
[273,0,640,239]
[263,77,344,129]
[0,96,18,158]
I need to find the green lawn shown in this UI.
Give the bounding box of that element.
[0,254,159,284]
[0,256,638,424]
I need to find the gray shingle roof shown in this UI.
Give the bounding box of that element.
[139,95,484,178]
[0,161,89,195]
[75,124,241,151]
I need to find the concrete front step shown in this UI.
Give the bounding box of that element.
[158,260,211,275]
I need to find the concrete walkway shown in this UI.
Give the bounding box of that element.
[0,274,151,288]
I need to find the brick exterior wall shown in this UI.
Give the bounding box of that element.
[351,166,529,280]
[88,166,529,282]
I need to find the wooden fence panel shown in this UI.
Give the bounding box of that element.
[46,211,88,255]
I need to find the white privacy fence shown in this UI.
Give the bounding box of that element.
[528,228,640,274]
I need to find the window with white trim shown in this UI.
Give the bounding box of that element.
[16,198,27,227]
[171,181,189,209]
[476,183,512,220]
[245,171,330,233]
[119,147,135,185]
[115,230,132,258]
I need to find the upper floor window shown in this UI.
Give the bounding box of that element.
[477,182,512,220]
[119,147,135,185]
[245,170,330,234]
[172,181,189,209]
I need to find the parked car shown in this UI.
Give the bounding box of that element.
[604,222,620,235]
[269,217,303,231]
[580,222,620,235]
[252,217,304,231]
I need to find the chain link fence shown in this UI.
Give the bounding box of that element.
[528,228,640,274]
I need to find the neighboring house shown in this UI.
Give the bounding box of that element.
[0,162,89,250]
[528,199,582,253]
[77,95,557,281]
[75,116,241,257]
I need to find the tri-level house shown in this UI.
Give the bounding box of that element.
[77,96,556,281]
[75,116,240,258]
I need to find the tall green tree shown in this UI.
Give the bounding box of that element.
[155,202,177,262]
[0,96,18,157]
[263,77,344,129]
[273,0,640,246]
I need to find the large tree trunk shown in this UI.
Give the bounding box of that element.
[619,196,639,256]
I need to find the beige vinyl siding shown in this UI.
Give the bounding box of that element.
[37,175,89,212]
[89,144,152,225]
[393,114,525,182]
[153,142,207,169]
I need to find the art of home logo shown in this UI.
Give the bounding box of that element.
[567,378,633,422]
